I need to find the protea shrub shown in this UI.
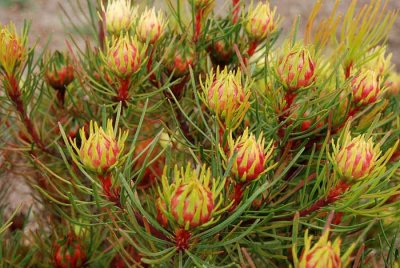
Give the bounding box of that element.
[1,0,400,267]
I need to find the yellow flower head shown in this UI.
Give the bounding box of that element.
[0,23,27,75]
[102,34,143,78]
[200,67,251,130]
[70,119,128,174]
[100,0,137,35]
[137,7,167,44]
[245,1,279,42]
[160,164,227,230]
[227,128,275,182]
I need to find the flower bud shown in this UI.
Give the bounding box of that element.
[351,69,380,106]
[0,23,26,75]
[170,176,214,229]
[45,51,74,90]
[332,133,380,182]
[164,43,195,77]
[54,236,86,268]
[297,231,343,268]
[137,7,167,44]
[384,72,400,98]
[245,2,278,43]
[160,164,225,230]
[191,0,215,10]
[365,46,393,77]
[70,119,128,174]
[277,46,316,90]
[102,35,142,78]
[228,128,274,182]
[208,38,233,65]
[100,0,137,35]
[201,67,250,129]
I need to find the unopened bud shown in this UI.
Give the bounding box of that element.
[137,7,167,44]
[102,35,142,78]
[228,128,274,182]
[351,69,380,106]
[245,2,278,43]
[70,119,128,174]
[277,45,316,90]
[100,0,137,35]
[45,51,74,90]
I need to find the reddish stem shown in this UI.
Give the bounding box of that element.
[193,9,203,43]
[118,78,130,102]
[5,74,49,153]
[98,174,120,205]
[277,92,297,138]
[232,0,240,24]
[332,212,344,225]
[98,14,106,50]
[284,91,297,110]
[345,62,353,79]
[247,41,258,57]
[56,88,66,108]
[277,180,350,221]
[229,183,245,212]
[175,228,191,251]
[146,46,155,73]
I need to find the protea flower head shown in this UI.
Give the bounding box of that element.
[160,164,226,230]
[330,126,398,183]
[332,134,379,182]
[294,229,354,268]
[100,0,137,35]
[164,42,195,77]
[70,119,128,174]
[0,23,27,75]
[208,36,234,65]
[276,44,316,91]
[385,72,400,97]
[200,67,251,129]
[351,69,380,106]
[137,7,167,44]
[102,34,142,78]
[364,46,393,78]
[45,51,74,91]
[54,235,86,268]
[227,128,275,182]
[244,1,278,43]
[191,0,215,10]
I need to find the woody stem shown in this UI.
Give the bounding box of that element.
[98,173,120,206]
[118,77,130,102]
[56,87,66,108]
[4,73,52,155]
[277,180,350,221]
[247,41,258,57]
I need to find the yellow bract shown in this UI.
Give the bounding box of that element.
[70,119,128,174]
[0,23,27,76]
[100,0,137,35]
